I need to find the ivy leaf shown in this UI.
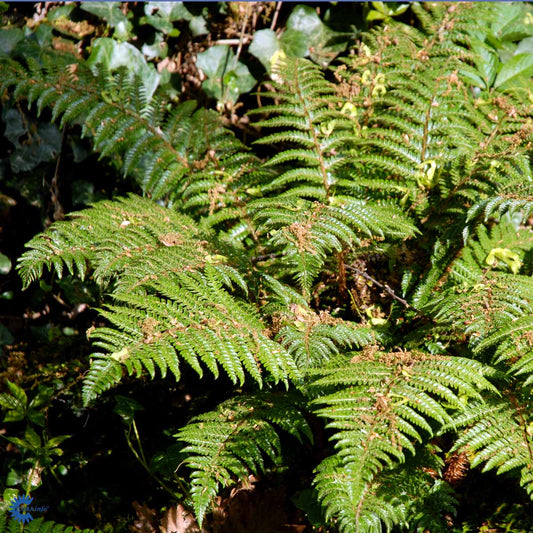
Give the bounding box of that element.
[250,27,311,72]
[80,2,133,41]
[284,4,349,66]
[114,395,144,426]
[249,29,281,72]
[141,2,207,37]
[0,253,11,275]
[494,52,533,89]
[280,29,308,58]
[87,38,160,101]
[196,45,256,105]
[140,2,189,36]
[2,108,62,173]
[0,28,23,56]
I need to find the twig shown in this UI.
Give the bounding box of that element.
[270,1,282,31]
[251,252,287,264]
[214,38,251,46]
[234,4,252,67]
[344,263,411,309]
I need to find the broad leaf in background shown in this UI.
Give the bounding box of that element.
[250,5,350,72]
[249,27,311,72]
[249,29,282,73]
[81,2,133,41]
[366,2,409,22]
[494,52,533,89]
[488,2,533,44]
[2,108,62,173]
[0,28,23,56]
[141,2,207,37]
[0,253,11,275]
[465,3,533,91]
[196,45,255,105]
[87,37,160,101]
[284,4,349,67]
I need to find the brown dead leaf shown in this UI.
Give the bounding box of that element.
[130,501,158,533]
[160,504,200,533]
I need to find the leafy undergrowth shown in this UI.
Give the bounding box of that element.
[2,2,533,533]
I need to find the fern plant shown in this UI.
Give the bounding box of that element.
[3,2,533,531]
[0,510,100,533]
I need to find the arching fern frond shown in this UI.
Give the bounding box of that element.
[0,52,263,214]
[18,195,300,404]
[248,57,417,296]
[176,392,312,525]
[17,194,206,289]
[83,263,299,403]
[308,350,493,532]
[444,392,533,497]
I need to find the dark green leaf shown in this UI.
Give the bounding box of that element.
[494,52,533,89]
[114,395,144,425]
[250,29,281,72]
[0,253,11,275]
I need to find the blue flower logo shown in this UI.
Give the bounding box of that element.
[9,494,34,524]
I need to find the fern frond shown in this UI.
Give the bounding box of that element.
[423,219,533,360]
[269,300,375,371]
[309,350,493,532]
[18,195,299,403]
[0,53,263,215]
[0,511,101,533]
[465,173,533,239]
[176,393,312,525]
[247,56,417,297]
[82,263,299,403]
[445,392,533,496]
[17,195,205,289]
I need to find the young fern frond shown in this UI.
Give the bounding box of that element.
[176,393,312,525]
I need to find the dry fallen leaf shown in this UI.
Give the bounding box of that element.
[160,503,200,533]
[130,501,158,533]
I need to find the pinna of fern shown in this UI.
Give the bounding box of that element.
[442,388,533,498]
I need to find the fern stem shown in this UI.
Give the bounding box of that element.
[293,61,332,197]
[125,421,188,500]
[344,263,411,309]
